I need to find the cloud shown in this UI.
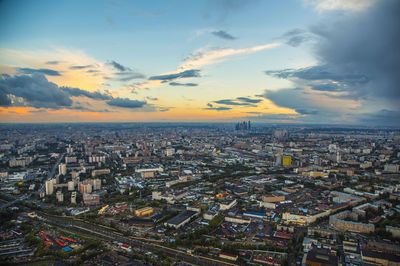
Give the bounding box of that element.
[106,98,147,109]
[236,97,262,104]
[264,1,400,125]
[246,113,299,122]
[307,0,400,107]
[0,47,122,90]
[103,60,146,82]
[356,109,400,127]
[281,29,311,47]
[266,65,368,94]
[304,0,376,12]
[181,43,279,70]
[263,88,313,113]
[265,66,368,84]
[263,88,359,121]
[87,69,100,73]
[69,65,94,70]
[114,72,146,81]
[169,82,198,87]
[107,60,131,72]
[146,96,158,101]
[0,74,72,108]
[296,109,319,115]
[149,69,201,81]
[213,96,261,106]
[157,107,170,112]
[0,73,157,112]
[212,30,237,40]
[205,103,231,110]
[214,99,251,106]
[17,67,61,76]
[61,87,112,100]
[133,42,279,90]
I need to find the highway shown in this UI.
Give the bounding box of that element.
[37,212,237,266]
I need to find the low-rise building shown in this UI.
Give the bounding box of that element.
[134,207,154,217]
[164,210,198,229]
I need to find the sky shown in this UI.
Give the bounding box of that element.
[0,0,399,126]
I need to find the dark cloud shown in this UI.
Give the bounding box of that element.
[69,65,93,70]
[213,96,261,106]
[0,89,12,106]
[236,97,262,104]
[212,30,237,40]
[214,99,251,106]
[105,61,146,81]
[264,1,400,125]
[296,109,319,115]
[246,113,298,121]
[263,88,327,118]
[108,60,131,72]
[281,28,311,47]
[311,83,343,92]
[17,67,61,76]
[205,102,231,111]
[106,98,147,109]
[115,72,146,81]
[264,88,311,113]
[0,74,72,108]
[356,109,400,127]
[0,73,154,112]
[272,1,399,107]
[310,0,400,107]
[149,69,201,81]
[169,82,198,87]
[61,87,112,100]
[266,65,368,87]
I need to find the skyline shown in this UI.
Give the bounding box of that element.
[0,0,399,126]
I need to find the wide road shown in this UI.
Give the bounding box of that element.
[46,152,65,180]
[37,212,237,266]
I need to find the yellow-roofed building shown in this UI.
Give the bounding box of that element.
[134,207,154,217]
[98,205,109,215]
[282,155,292,167]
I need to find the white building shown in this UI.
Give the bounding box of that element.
[66,144,73,154]
[58,163,67,175]
[71,191,77,204]
[165,148,175,156]
[67,181,75,191]
[219,198,237,211]
[56,191,64,202]
[65,156,77,164]
[45,179,54,195]
[91,178,102,190]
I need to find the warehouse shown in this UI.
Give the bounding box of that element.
[164,210,198,229]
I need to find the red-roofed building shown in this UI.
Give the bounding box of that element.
[274,231,293,240]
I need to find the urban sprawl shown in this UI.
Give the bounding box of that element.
[1,123,400,266]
